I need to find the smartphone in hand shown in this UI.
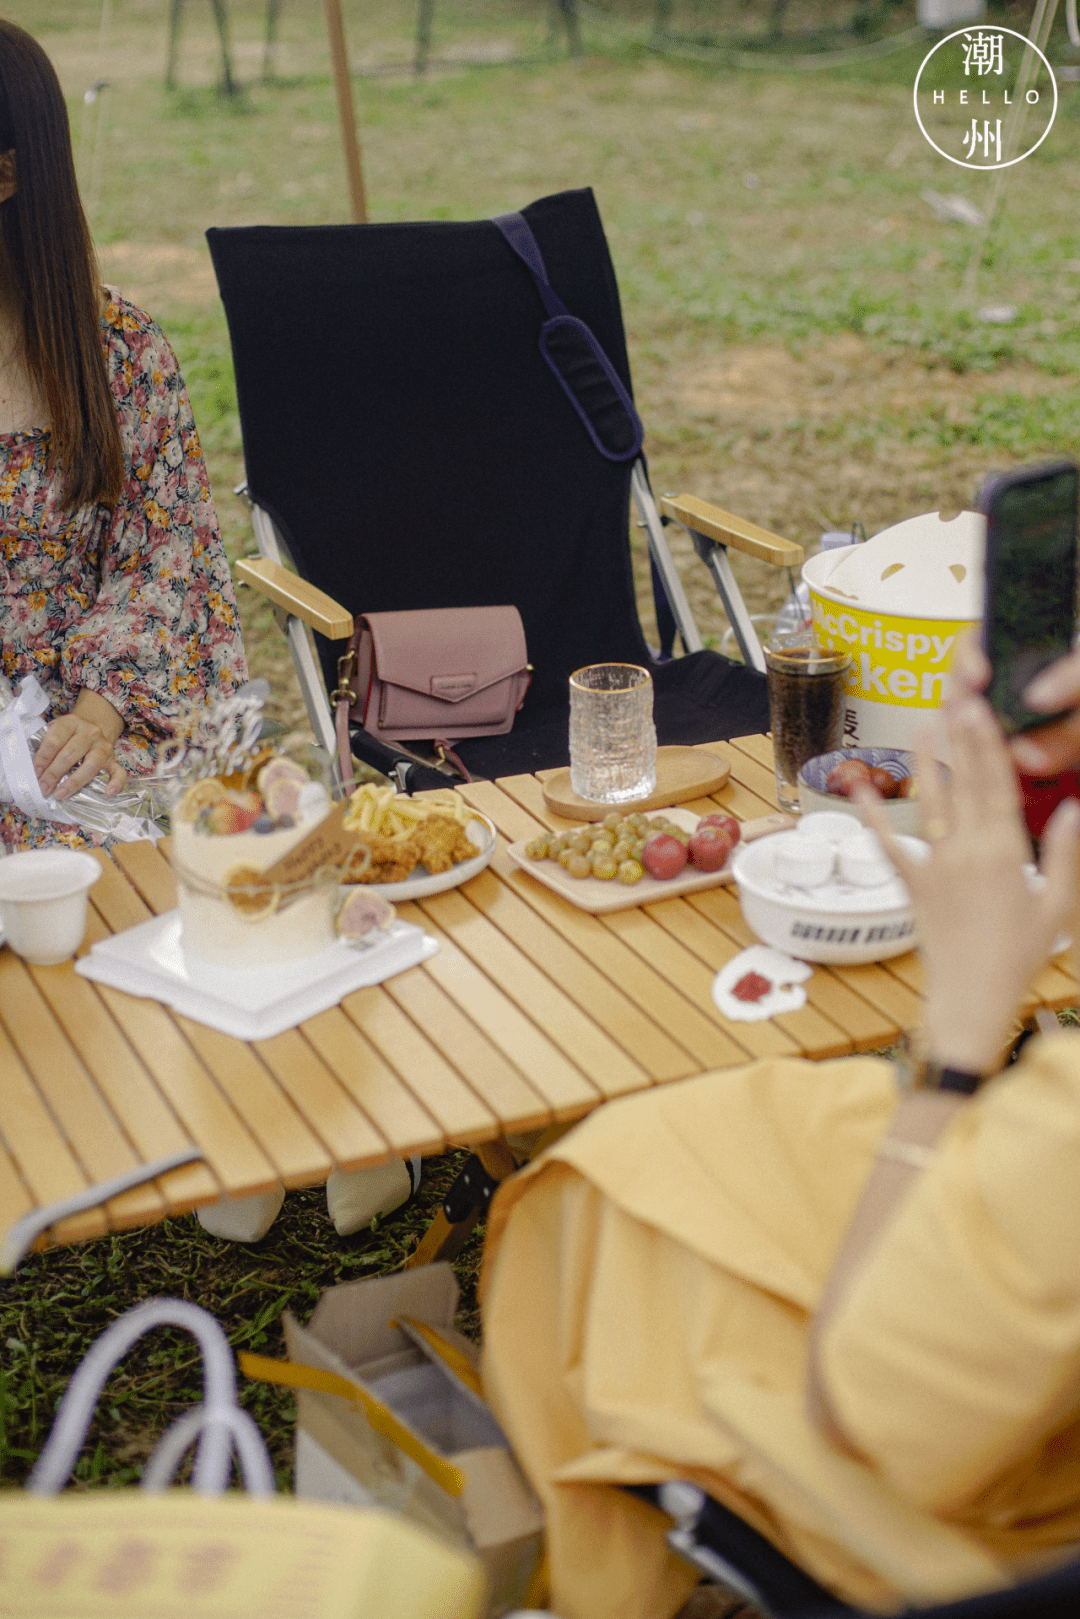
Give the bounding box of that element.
[979,459,1080,735]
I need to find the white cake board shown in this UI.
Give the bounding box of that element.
[76,912,439,1040]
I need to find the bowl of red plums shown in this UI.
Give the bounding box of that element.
[798,748,923,836]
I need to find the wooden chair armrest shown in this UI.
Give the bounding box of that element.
[235,556,353,640]
[661,494,803,569]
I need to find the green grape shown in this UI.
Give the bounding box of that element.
[525,836,550,860]
[617,858,644,884]
[570,831,592,854]
[591,854,617,880]
[558,849,575,868]
[602,812,622,831]
[611,839,633,862]
[567,852,592,879]
[590,835,614,856]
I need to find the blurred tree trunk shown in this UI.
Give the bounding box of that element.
[552,0,583,56]
[263,0,284,81]
[166,0,238,94]
[415,0,435,74]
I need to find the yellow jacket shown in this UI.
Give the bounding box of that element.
[480,1034,1080,1619]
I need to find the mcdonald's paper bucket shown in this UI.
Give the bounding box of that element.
[802,511,985,749]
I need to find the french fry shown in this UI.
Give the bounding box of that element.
[343,783,472,840]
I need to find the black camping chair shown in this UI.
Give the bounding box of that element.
[630,1481,1080,1619]
[206,187,802,791]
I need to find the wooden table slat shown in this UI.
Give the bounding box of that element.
[249,1028,390,1173]
[600,906,797,1061]
[333,983,499,1143]
[111,838,178,916]
[0,1137,32,1241]
[641,894,855,1059]
[176,1020,335,1187]
[487,854,755,1073]
[462,867,697,1083]
[410,912,601,1119]
[90,983,277,1196]
[420,887,652,1100]
[0,953,166,1226]
[0,1021,97,1223]
[728,733,776,769]
[88,850,156,934]
[383,971,555,1135]
[299,1006,446,1158]
[32,912,219,1211]
[458,780,549,844]
[723,743,782,809]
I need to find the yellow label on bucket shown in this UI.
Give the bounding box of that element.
[809,590,974,708]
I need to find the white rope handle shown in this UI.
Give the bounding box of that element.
[141,1403,274,1496]
[27,1298,267,1496]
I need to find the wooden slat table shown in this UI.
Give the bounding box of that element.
[2,737,1075,1256]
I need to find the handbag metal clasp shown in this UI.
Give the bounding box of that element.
[332,648,357,707]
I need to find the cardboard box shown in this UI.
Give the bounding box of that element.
[282,1264,544,1618]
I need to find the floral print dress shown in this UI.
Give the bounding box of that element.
[0,290,248,848]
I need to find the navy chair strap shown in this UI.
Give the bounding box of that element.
[490,209,645,464]
[490,210,568,319]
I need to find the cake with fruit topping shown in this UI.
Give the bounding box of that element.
[171,757,340,967]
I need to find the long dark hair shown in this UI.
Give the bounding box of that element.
[0,19,123,509]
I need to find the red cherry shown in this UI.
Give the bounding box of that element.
[641,832,689,881]
[688,828,731,872]
[826,759,874,798]
[868,766,900,799]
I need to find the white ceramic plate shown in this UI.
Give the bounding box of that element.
[350,814,497,901]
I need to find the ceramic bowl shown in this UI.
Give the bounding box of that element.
[731,830,927,964]
[798,748,922,836]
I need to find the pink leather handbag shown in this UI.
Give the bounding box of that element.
[335,606,530,785]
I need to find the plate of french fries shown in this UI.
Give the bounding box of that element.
[341,784,496,899]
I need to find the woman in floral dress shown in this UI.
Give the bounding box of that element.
[0,18,246,850]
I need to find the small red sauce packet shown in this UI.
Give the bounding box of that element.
[713,946,814,1022]
[732,970,772,1004]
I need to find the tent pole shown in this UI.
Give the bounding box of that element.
[323,0,367,223]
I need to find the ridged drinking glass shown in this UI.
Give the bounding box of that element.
[569,663,657,803]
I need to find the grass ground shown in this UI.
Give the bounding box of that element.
[2,0,1080,1490]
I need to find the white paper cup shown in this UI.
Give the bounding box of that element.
[0,849,101,965]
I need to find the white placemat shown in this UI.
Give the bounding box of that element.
[76,912,438,1040]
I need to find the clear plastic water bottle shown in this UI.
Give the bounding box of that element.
[773,527,863,639]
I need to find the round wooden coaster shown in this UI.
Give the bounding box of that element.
[540,745,731,822]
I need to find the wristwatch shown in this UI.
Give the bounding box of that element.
[894,1033,983,1095]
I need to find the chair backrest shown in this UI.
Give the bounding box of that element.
[207,188,654,714]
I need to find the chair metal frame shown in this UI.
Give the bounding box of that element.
[235,461,801,786]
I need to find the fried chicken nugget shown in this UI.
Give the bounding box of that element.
[410,814,476,875]
[345,832,420,885]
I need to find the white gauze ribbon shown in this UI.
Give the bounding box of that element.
[0,676,79,825]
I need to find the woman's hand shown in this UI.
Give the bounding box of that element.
[951,634,1080,777]
[858,696,1080,1075]
[35,689,126,800]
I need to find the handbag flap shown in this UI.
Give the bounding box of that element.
[364,607,528,704]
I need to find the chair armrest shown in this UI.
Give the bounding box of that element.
[661,494,803,569]
[234,557,354,640]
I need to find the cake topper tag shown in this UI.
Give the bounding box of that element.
[259,799,363,892]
